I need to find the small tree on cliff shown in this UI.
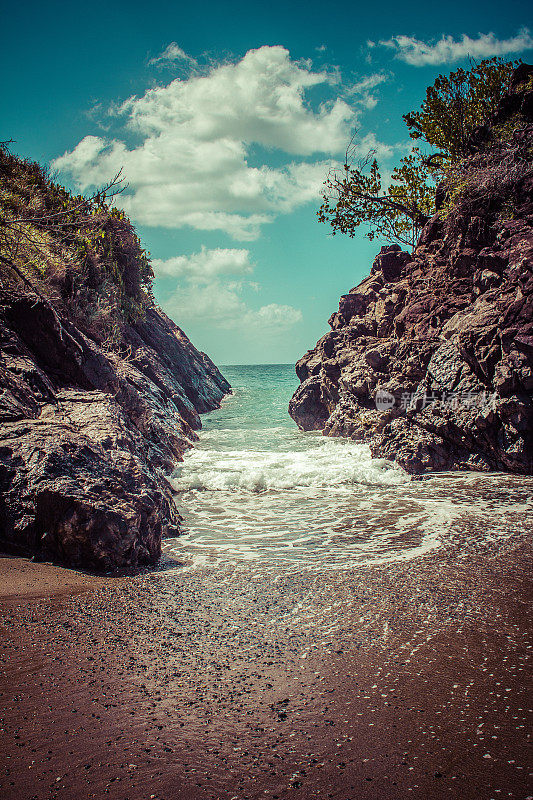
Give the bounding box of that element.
[319,57,518,249]
[403,56,518,160]
[0,143,154,347]
[318,144,435,249]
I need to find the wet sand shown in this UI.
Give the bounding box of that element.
[1,531,532,800]
[0,556,111,604]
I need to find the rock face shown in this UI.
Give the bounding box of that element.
[0,293,230,570]
[289,65,533,474]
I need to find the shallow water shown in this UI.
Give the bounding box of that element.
[165,364,533,570]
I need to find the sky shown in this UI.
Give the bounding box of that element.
[2,0,532,364]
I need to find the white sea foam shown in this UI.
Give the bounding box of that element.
[165,487,455,570]
[170,440,409,492]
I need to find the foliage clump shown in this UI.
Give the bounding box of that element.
[319,57,524,249]
[0,144,154,349]
[403,57,517,160]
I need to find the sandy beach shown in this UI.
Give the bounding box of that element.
[1,523,532,800]
[0,557,113,604]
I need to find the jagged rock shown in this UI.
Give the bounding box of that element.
[371,244,411,281]
[0,292,229,570]
[289,65,533,475]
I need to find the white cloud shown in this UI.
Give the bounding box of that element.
[346,72,388,110]
[152,246,253,280]
[244,304,303,327]
[340,132,402,164]
[148,42,198,67]
[165,281,244,325]
[349,73,387,93]
[354,132,396,160]
[155,245,302,331]
[379,28,533,66]
[122,46,350,152]
[53,45,359,240]
[163,282,302,330]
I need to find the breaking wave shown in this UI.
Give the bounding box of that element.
[170,440,408,493]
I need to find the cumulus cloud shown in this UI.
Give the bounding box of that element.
[379,29,533,66]
[53,46,368,240]
[148,42,198,67]
[244,304,302,327]
[352,132,397,161]
[152,246,253,280]
[165,281,244,325]
[164,282,302,330]
[156,246,302,331]
[121,46,350,152]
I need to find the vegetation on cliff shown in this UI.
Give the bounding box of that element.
[0,144,153,349]
[0,148,230,570]
[318,58,526,249]
[290,64,533,474]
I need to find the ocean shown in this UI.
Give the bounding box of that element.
[165,363,532,571]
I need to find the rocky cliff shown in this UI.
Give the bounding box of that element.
[0,149,230,570]
[289,65,533,474]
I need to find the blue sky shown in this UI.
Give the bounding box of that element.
[2,0,532,364]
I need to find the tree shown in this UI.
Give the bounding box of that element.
[318,142,436,250]
[403,57,518,161]
[319,57,517,249]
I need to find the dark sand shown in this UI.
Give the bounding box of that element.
[0,556,111,604]
[1,531,532,800]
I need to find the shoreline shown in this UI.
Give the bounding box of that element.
[1,527,532,800]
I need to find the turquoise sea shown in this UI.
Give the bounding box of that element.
[165,364,532,571]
